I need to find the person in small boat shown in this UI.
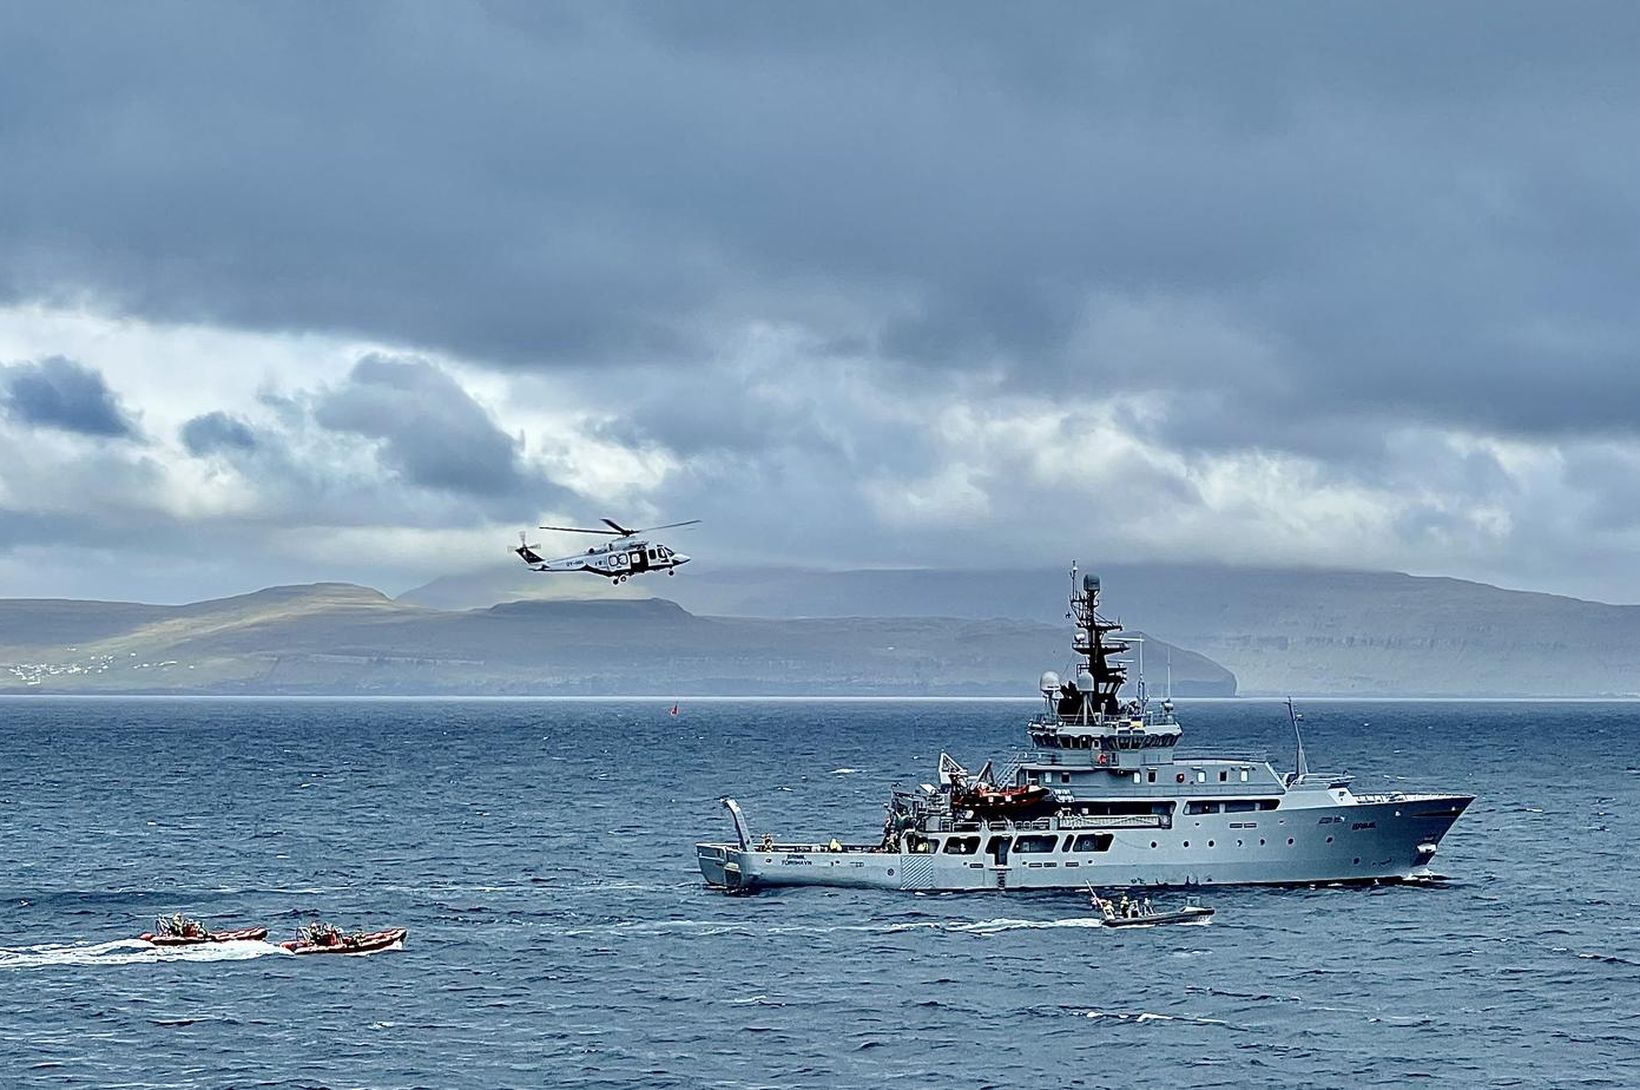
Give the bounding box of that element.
[760,833,775,851]
[1140,897,1154,916]
[160,913,204,938]
[1117,893,1131,917]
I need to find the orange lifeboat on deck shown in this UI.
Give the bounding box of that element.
[953,783,1056,816]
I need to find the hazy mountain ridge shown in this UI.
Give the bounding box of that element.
[401,562,1640,697]
[0,586,1233,697]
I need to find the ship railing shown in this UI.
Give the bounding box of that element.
[1287,771,1353,789]
[924,819,986,833]
[1056,813,1171,830]
[929,814,1171,833]
[1353,791,1406,804]
[992,752,1030,785]
[987,817,1054,831]
[1171,749,1271,764]
[1030,712,1175,731]
[758,841,890,854]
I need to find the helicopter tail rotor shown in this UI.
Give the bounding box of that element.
[514,531,546,565]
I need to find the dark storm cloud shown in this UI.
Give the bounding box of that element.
[313,354,527,497]
[0,357,136,438]
[180,411,257,455]
[3,1,1640,451]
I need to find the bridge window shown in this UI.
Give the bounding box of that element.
[1070,833,1113,853]
[1013,835,1058,853]
[1219,770,1228,782]
[1147,769,1156,783]
[942,836,980,855]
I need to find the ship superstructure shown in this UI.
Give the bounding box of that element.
[697,567,1474,893]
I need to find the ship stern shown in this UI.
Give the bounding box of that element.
[696,842,748,890]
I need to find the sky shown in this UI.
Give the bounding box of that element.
[3,2,1640,604]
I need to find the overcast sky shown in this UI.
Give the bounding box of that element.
[3,2,1639,603]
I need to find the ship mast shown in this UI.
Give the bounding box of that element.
[1069,563,1128,716]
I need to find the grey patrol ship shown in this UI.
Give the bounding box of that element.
[697,568,1474,893]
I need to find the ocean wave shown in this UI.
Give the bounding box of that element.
[1073,1008,1239,1029]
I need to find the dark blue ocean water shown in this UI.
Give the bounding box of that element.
[0,697,1636,1089]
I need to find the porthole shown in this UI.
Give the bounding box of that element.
[1326,836,1334,844]
[1236,839,1243,847]
[1150,841,1158,849]
[1259,839,1266,846]
[1287,838,1295,846]
[1353,857,1360,865]
[1183,840,1190,848]
[1207,840,1215,848]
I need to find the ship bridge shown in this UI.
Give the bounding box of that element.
[1025,567,1184,774]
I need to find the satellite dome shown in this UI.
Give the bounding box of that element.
[1039,670,1061,694]
[1083,573,1100,594]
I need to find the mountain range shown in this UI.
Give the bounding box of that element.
[6,559,1639,697]
[0,583,1230,697]
[402,562,1640,697]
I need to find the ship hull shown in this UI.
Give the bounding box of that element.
[698,794,1472,893]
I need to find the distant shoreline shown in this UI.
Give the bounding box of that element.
[5,693,1640,703]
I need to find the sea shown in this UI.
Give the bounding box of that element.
[0,697,1635,1089]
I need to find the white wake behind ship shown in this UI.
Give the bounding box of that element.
[697,567,1473,893]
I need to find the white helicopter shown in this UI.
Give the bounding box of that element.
[513,518,698,582]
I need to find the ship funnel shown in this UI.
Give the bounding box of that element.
[1039,670,1061,694]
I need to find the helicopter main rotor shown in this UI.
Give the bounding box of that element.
[537,518,701,538]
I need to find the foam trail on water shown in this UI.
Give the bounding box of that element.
[0,938,287,970]
[567,915,1109,938]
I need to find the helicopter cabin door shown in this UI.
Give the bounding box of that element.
[630,548,647,573]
